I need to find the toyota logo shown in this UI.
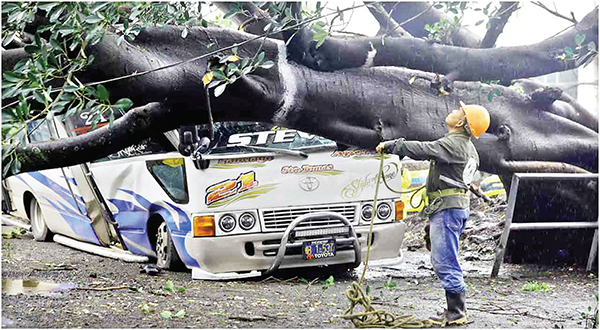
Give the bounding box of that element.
[299,177,320,192]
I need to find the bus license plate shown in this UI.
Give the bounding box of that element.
[302,239,336,260]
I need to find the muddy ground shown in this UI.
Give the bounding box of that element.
[1,209,598,329]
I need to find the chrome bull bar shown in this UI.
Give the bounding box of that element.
[262,211,361,277]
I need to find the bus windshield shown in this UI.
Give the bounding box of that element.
[198,122,337,155]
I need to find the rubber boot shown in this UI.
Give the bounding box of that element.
[428,291,467,327]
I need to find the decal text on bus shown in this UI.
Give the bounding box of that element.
[205,171,259,206]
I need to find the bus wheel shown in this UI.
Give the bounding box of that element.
[155,221,184,270]
[29,198,53,242]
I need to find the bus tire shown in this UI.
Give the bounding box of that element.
[29,198,53,242]
[155,221,184,270]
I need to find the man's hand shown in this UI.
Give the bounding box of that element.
[376,142,386,154]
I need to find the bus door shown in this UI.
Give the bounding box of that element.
[57,114,124,248]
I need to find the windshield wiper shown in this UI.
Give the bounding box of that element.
[235,145,308,158]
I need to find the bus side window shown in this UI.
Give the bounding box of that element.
[145,159,189,204]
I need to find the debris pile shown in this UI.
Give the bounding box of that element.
[401,195,507,262]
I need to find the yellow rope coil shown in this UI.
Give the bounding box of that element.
[342,282,433,328]
[342,154,433,328]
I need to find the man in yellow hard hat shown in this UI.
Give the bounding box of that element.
[376,101,490,327]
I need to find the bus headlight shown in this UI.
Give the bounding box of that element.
[377,202,392,220]
[361,204,373,221]
[239,212,256,230]
[219,214,236,232]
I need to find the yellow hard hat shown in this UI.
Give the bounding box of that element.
[459,101,490,139]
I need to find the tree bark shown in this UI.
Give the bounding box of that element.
[284,7,598,82]
[4,27,596,180]
[16,102,179,173]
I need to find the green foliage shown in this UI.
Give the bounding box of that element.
[1,227,27,239]
[164,279,174,292]
[322,275,335,289]
[580,293,599,329]
[522,280,549,292]
[375,277,398,299]
[202,48,275,98]
[557,34,598,67]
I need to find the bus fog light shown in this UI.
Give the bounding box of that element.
[193,215,215,237]
[361,204,373,221]
[219,214,236,232]
[239,212,256,230]
[377,202,392,220]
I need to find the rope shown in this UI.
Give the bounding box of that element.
[380,165,427,210]
[343,153,433,328]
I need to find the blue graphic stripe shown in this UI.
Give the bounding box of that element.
[28,172,87,213]
[114,189,199,268]
[44,197,100,245]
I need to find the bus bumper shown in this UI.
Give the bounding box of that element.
[188,221,406,280]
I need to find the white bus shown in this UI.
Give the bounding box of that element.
[3,113,408,280]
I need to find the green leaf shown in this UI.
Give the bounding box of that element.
[449,8,458,15]
[165,280,174,292]
[159,311,172,319]
[564,46,574,54]
[588,41,596,52]
[225,63,238,77]
[114,98,133,111]
[10,158,21,176]
[3,159,13,178]
[2,3,19,13]
[85,26,105,46]
[49,5,65,22]
[174,310,186,318]
[212,70,227,81]
[260,60,275,69]
[366,285,371,295]
[90,2,110,14]
[33,91,46,104]
[7,9,25,23]
[97,85,109,102]
[64,86,79,93]
[475,20,485,26]
[3,72,21,83]
[255,51,265,65]
[178,287,186,293]
[2,32,17,47]
[37,3,59,12]
[141,304,150,314]
[207,80,223,89]
[85,14,103,24]
[214,84,226,97]
[487,91,494,102]
[575,34,585,46]
[495,88,501,96]
[24,45,40,54]
[434,4,444,9]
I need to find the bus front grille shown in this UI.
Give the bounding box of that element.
[261,204,357,231]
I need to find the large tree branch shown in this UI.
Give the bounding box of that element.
[284,7,598,83]
[380,2,482,48]
[15,102,180,174]
[5,26,598,181]
[480,2,520,48]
